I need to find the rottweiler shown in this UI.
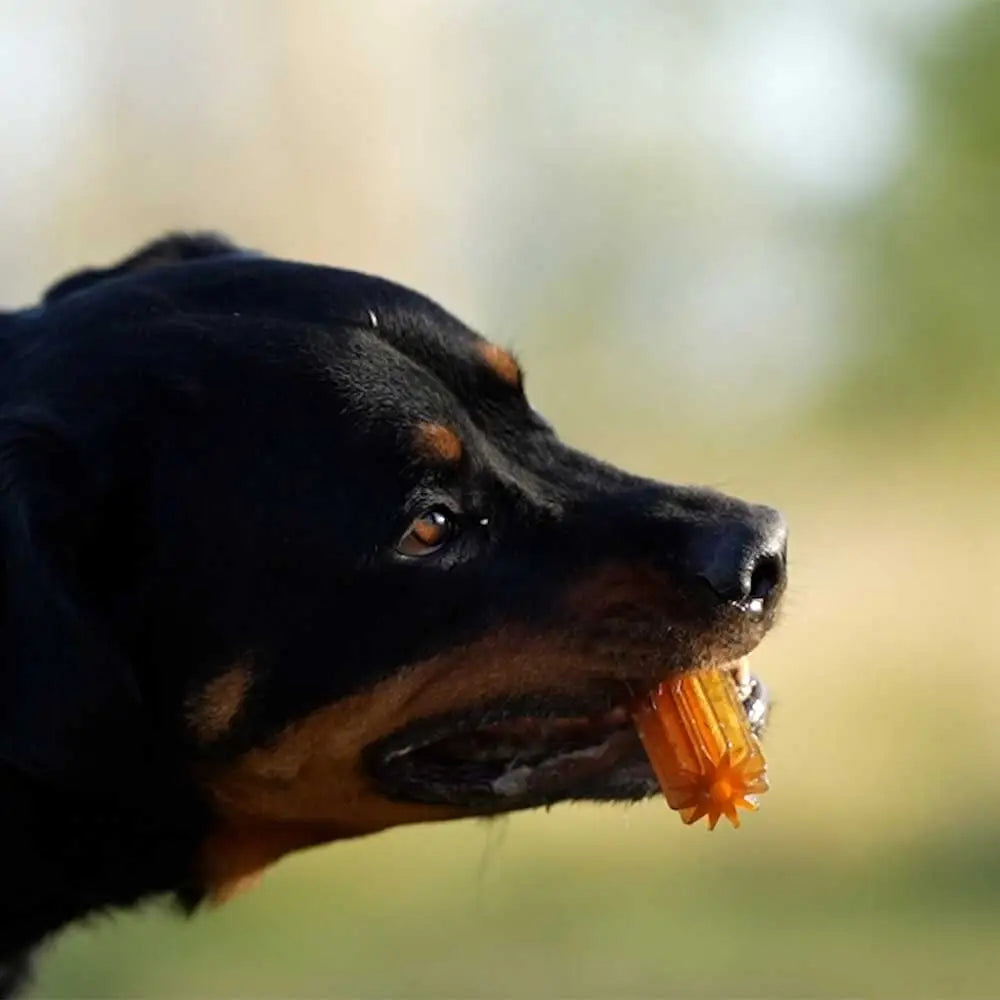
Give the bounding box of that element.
[0,235,786,995]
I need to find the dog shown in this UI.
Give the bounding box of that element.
[0,235,786,995]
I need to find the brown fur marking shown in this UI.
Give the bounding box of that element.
[479,342,521,387]
[188,662,253,745]
[195,562,729,900]
[196,627,599,899]
[414,422,463,464]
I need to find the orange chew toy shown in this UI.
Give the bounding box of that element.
[633,667,768,829]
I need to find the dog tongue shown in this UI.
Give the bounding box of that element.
[632,662,768,829]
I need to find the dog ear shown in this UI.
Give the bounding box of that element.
[0,412,144,782]
[43,232,243,305]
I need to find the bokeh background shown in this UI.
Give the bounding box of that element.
[3,1,999,996]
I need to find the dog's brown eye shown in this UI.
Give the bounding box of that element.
[397,509,455,557]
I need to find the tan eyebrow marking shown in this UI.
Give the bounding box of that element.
[187,661,254,744]
[414,422,463,464]
[479,342,521,387]
[414,422,462,465]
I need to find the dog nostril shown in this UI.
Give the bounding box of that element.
[748,551,783,603]
[690,506,787,608]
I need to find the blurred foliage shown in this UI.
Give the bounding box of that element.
[834,3,1000,427]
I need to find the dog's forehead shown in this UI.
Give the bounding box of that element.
[307,290,528,440]
[365,299,523,400]
[36,258,535,474]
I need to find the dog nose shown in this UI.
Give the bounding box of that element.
[692,505,787,608]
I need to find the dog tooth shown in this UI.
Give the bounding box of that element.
[733,657,751,689]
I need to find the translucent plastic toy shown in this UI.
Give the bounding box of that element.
[633,666,768,829]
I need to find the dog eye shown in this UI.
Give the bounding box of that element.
[397,508,456,557]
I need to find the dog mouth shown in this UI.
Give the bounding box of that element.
[367,661,769,811]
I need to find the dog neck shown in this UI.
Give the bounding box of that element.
[0,761,207,969]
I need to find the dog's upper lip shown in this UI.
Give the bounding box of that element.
[373,655,758,760]
[369,657,759,771]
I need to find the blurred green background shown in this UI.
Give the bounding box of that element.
[3,1,999,997]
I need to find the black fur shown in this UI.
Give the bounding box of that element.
[0,235,786,994]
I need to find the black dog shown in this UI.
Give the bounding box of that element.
[0,235,786,995]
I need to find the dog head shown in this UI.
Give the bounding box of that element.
[0,235,787,900]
